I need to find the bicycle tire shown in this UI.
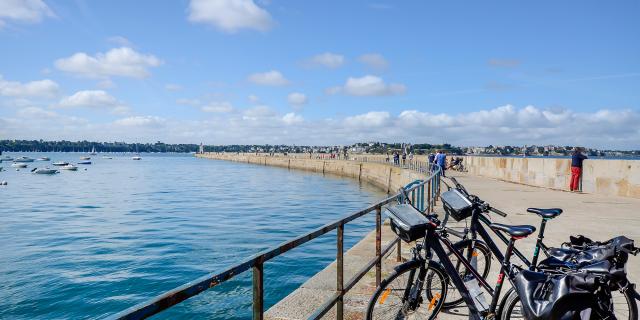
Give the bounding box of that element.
[366,260,448,320]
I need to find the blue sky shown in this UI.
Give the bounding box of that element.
[0,0,638,148]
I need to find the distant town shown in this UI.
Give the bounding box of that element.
[1,140,638,158]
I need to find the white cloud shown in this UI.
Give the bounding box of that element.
[0,75,59,98]
[344,111,391,127]
[287,92,307,108]
[307,52,345,68]
[337,75,406,96]
[358,53,388,70]
[0,0,55,26]
[113,116,166,127]
[243,105,275,120]
[187,0,273,33]
[2,104,639,149]
[282,112,303,125]
[248,70,289,86]
[165,83,183,91]
[54,47,163,79]
[201,101,234,113]
[57,90,129,114]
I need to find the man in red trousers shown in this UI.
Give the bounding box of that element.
[570,147,588,191]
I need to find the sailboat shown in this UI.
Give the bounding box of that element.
[90,146,97,155]
[132,144,142,160]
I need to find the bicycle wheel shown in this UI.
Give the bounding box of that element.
[427,239,491,308]
[366,261,447,320]
[499,287,638,320]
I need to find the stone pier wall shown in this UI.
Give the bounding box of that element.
[460,156,640,199]
[195,153,429,194]
[196,153,640,199]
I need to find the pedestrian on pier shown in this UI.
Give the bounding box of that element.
[402,152,407,166]
[393,152,399,166]
[385,152,390,162]
[570,147,588,191]
[434,150,447,177]
[428,153,435,171]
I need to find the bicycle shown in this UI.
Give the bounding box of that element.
[428,177,640,319]
[366,190,538,319]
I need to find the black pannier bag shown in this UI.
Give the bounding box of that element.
[514,269,600,320]
[545,236,635,268]
[440,189,473,221]
[386,204,429,243]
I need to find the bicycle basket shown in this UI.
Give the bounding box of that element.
[441,189,473,221]
[386,204,429,243]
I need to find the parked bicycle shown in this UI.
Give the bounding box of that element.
[436,177,640,319]
[366,177,640,319]
[366,190,537,319]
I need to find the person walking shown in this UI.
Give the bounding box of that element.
[570,147,588,191]
[401,152,407,166]
[393,152,399,166]
[428,153,435,172]
[434,150,447,177]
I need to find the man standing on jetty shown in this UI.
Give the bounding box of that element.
[434,150,447,177]
[570,147,588,192]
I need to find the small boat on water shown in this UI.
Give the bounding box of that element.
[11,163,27,168]
[32,168,58,174]
[132,156,142,160]
[102,156,113,159]
[90,147,97,155]
[77,161,92,165]
[13,156,35,163]
[52,161,69,166]
[37,157,51,161]
[80,156,91,160]
[60,164,78,171]
[1,156,13,162]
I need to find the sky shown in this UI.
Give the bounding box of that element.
[0,0,638,149]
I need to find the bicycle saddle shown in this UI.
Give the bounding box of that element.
[527,207,563,219]
[490,223,536,238]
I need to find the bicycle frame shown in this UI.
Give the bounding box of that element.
[449,208,553,271]
[416,216,523,319]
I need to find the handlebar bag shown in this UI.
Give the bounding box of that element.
[440,189,473,221]
[386,204,429,243]
[514,269,599,320]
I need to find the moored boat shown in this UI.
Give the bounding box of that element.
[37,157,51,161]
[32,168,58,174]
[52,161,69,166]
[80,156,91,160]
[132,156,142,160]
[1,156,13,162]
[77,161,92,165]
[60,164,78,171]
[14,156,35,163]
[11,163,27,168]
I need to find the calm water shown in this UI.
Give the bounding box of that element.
[0,153,386,319]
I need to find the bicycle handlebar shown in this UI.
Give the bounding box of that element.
[489,207,508,217]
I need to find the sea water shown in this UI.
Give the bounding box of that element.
[0,153,386,319]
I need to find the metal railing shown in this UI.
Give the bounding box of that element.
[107,163,442,320]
